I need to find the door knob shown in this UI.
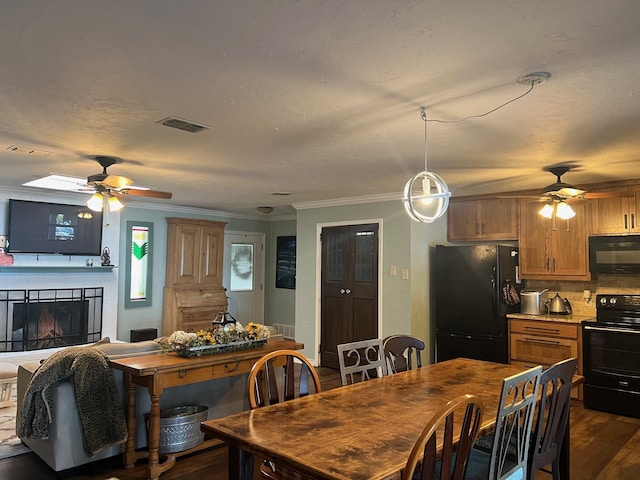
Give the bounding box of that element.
[345,289,351,294]
[340,289,346,294]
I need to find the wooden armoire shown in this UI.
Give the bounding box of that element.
[162,217,228,335]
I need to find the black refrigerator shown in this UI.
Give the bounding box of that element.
[433,244,522,364]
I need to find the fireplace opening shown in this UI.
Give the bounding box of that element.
[0,288,103,352]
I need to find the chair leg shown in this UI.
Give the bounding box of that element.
[551,458,561,480]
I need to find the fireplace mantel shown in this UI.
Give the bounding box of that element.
[0,266,115,273]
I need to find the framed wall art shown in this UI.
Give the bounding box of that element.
[124,221,153,308]
[276,236,296,289]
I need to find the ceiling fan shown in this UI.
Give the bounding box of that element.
[498,165,625,220]
[25,156,173,212]
[501,165,622,202]
[84,156,173,211]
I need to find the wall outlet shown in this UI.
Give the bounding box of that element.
[402,269,409,280]
[0,235,6,249]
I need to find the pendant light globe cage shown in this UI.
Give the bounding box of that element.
[402,108,451,223]
[403,171,451,223]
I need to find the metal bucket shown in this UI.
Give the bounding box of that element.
[148,405,209,454]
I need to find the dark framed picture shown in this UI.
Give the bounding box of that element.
[276,236,296,289]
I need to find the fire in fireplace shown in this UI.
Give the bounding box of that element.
[0,288,103,352]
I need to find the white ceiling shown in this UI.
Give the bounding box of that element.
[1,1,639,216]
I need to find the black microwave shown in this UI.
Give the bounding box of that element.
[589,235,640,274]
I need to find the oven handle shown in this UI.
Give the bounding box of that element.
[584,325,640,334]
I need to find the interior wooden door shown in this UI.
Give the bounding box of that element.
[320,223,379,369]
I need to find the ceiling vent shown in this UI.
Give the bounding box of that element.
[156,116,209,133]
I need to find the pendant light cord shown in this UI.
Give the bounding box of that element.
[421,109,428,171]
[426,81,535,124]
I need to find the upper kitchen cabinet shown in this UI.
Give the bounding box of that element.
[590,187,640,235]
[519,200,590,280]
[447,198,518,241]
[165,217,226,286]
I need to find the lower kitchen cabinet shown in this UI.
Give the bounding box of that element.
[509,318,583,400]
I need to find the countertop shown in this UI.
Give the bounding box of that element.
[507,312,595,324]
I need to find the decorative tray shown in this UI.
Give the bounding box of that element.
[172,338,268,358]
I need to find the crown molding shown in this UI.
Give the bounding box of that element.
[293,192,401,210]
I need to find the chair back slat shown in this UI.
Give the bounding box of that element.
[383,334,425,373]
[403,394,485,480]
[490,365,542,480]
[265,360,281,406]
[528,358,577,479]
[248,350,322,409]
[337,339,388,386]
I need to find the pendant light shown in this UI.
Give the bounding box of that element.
[402,109,451,223]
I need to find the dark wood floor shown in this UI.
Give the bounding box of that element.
[2,367,639,480]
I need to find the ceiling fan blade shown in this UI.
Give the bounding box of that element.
[496,193,544,199]
[583,191,632,199]
[99,174,134,189]
[117,188,173,199]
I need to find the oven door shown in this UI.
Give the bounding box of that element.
[583,322,640,418]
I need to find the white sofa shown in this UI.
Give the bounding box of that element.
[16,339,251,472]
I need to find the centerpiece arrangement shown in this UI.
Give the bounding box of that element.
[168,317,270,358]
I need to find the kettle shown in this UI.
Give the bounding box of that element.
[547,293,572,315]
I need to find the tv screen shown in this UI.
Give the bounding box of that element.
[7,199,103,255]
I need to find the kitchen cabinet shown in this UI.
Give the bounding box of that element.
[162,217,228,335]
[447,198,518,241]
[518,199,590,280]
[590,187,640,234]
[509,318,582,400]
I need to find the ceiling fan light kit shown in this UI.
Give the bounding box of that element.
[87,191,124,212]
[538,203,555,219]
[555,201,576,220]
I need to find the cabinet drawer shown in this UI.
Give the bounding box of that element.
[510,320,578,339]
[510,333,578,365]
[211,359,253,377]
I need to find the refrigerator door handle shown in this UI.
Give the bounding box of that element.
[491,265,497,310]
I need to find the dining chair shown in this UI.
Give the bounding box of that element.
[402,394,484,480]
[248,349,322,408]
[466,365,542,480]
[337,338,388,386]
[528,357,578,480]
[248,349,322,479]
[383,334,425,373]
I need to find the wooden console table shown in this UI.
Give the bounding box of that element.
[109,338,303,480]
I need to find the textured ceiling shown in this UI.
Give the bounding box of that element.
[0,1,639,216]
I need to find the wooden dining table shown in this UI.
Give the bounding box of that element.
[201,357,579,480]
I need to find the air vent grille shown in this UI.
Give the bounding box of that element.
[157,116,209,133]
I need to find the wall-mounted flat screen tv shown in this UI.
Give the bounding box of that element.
[7,199,103,255]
